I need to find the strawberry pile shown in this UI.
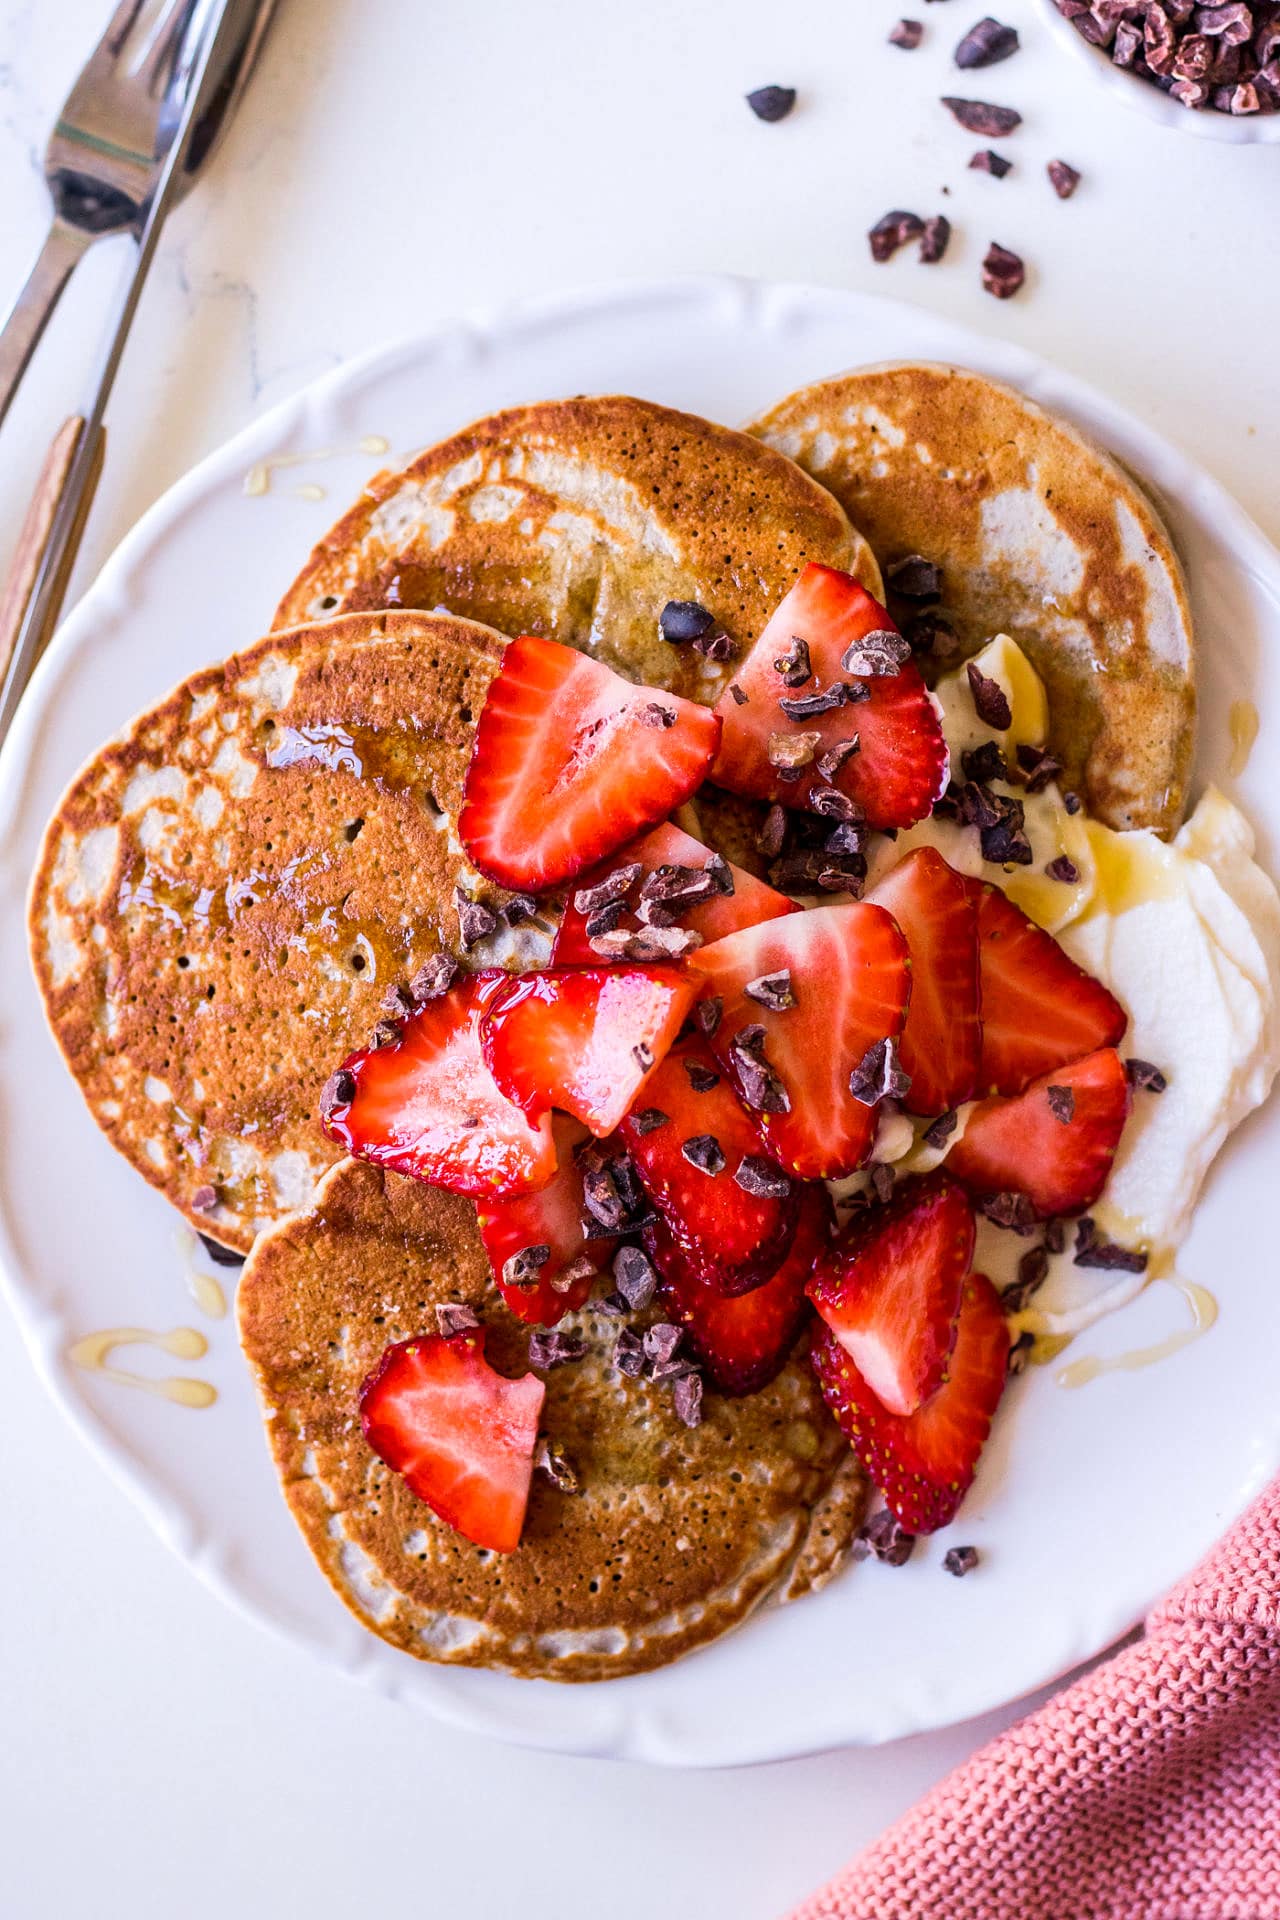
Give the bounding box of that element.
[329,565,1143,1558]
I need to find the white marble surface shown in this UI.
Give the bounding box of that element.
[0,4,1276,1917]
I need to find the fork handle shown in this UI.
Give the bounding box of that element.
[0,416,104,694]
[0,219,93,440]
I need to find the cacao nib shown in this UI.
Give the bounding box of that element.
[1126,1058,1168,1093]
[889,17,924,47]
[943,1545,980,1576]
[659,599,714,644]
[455,890,497,949]
[745,968,796,1011]
[966,660,1013,729]
[746,84,797,122]
[869,209,926,262]
[774,636,812,686]
[681,1133,726,1175]
[848,1036,912,1104]
[920,213,952,263]
[841,629,913,675]
[970,147,1013,175]
[954,16,1020,67]
[981,241,1026,299]
[734,1154,793,1199]
[886,555,943,601]
[1047,159,1081,198]
[1073,1216,1148,1273]
[409,952,458,1002]
[941,95,1023,133]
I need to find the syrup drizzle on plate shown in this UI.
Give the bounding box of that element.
[1055,1279,1218,1390]
[69,1327,217,1409]
[243,434,390,498]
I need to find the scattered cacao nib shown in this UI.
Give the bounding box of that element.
[980,1190,1039,1233]
[199,1233,244,1269]
[767,728,822,772]
[598,1290,630,1317]
[966,659,1013,730]
[823,820,866,855]
[774,636,812,687]
[659,599,714,644]
[1046,1084,1076,1125]
[584,899,627,940]
[435,1301,481,1337]
[890,17,924,48]
[630,1105,670,1135]
[1015,742,1064,792]
[958,781,1001,830]
[886,555,943,602]
[745,968,796,1011]
[729,682,749,706]
[982,241,1026,299]
[770,847,866,895]
[920,213,953,263]
[757,803,790,859]
[672,1371,704,1428]
[942,95,1023,134]
[638,862,719,920]
[502,1244,551,1289]
[1047,158,1081,198]
[525,1328,587,1374]
[870,1162,896,1205]
[1007,1330,1034,1375]
[746,83,797,122]
[816,738,863,784]
[694,629,736,662]
[780,683,855,720]
[534,1436,579,1493]
[455,889,497,949]
[575,864,643,915]
[682,1133,726,1176]
[706,853,735,896]
[1045,855,1080,885]
[808,784,864,823]
[906,609,960,659]
[644,1322,685,1368]
[869,209,926,262]
[1126,1058,1168,1094]
[410,952,458,1004]
[1040,1216,1065,1255]
[1003,1244,1050,1312]
[962,741,1009,785]
[730,1025,791,1113]
[191,1184,218,1213]
[641,703,676,730]
[980,795,1033,866]
[581,1152,649,1233]
[684,1057,721,1092]
[382,982,417,1020]
[943,1545,981,1577]
[614,1327,647,1377]
[613,1244,658,1311]
[590,925,703,961]
[970,147,1013,175]
[842,629,913,676]
[320,1067,356,1118]
[735,1155,793,1199]
[1062,790,1082,815]
[924,1108,958,1150]
[849,1036,912,1105]
[372,1018,403,1049]
[552,1254,598,1295]
[502,893,539,927]
[955,15,1020,67]
[855,1508,917,1566]
[1073,1216,1148,1274]
[695,995,723,1038]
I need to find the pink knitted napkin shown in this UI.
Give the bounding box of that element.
[791,1481,1280,1920]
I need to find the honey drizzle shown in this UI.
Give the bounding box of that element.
[1228,700,1259,778]
[1054,1280,1218,1390]
[69,1327,217,1408]
[243,434,391,498]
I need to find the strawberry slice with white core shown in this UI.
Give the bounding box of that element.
[618,1034,799,1295]
[973,881,1127,1096]
[476,1118,610,1326]
[321,971,554,1199]
[692,902,911,1178]
[811,1270,1009,1534]
[868,848,981,1117]
[948,1047,1131,1218]
[711,564,947,831]
[480,964,695,1137]
[806,1171,974,1416]
[359,1329,545,1554]
[651,1184,832,1395]
[459,636,721,891]
[551,818,797,965]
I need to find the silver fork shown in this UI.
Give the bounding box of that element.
[0,0,274,741]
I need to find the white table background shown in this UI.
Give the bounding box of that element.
[0,4,1275,1916]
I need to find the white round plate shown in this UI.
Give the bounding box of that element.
[2,278,1278,1766]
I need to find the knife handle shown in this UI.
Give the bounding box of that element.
[0,414,104,694]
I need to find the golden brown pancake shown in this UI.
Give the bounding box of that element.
[237,1156,866,1681]
[27,610,537,1254]
[271,394,881,704]
[749,363,1196,836]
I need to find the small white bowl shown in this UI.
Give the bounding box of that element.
[1037,0,1280,143]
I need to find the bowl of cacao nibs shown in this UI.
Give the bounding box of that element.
[1042,0,1280,139]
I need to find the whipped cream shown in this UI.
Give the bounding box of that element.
[865,637,1280,1354]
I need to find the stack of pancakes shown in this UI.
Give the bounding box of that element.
[29,369,1195,1681]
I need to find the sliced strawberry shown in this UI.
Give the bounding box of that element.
[811,1271,1009,1533]
[947,1046,1131,1219]
[710,564,947,830]
[476,1119,611,1326]
[551,818,797,965]
[321,971,554,1199]
[868,849,980,1116]
[481,965,695,1136]
[692,902,911,1179]
[972,882,1127,1096]
[652,1184,832,1395]
[359,1328,544,1553]
[806,1172,974,1417]
[459,635,720,891]
[618,1034,798,1295]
